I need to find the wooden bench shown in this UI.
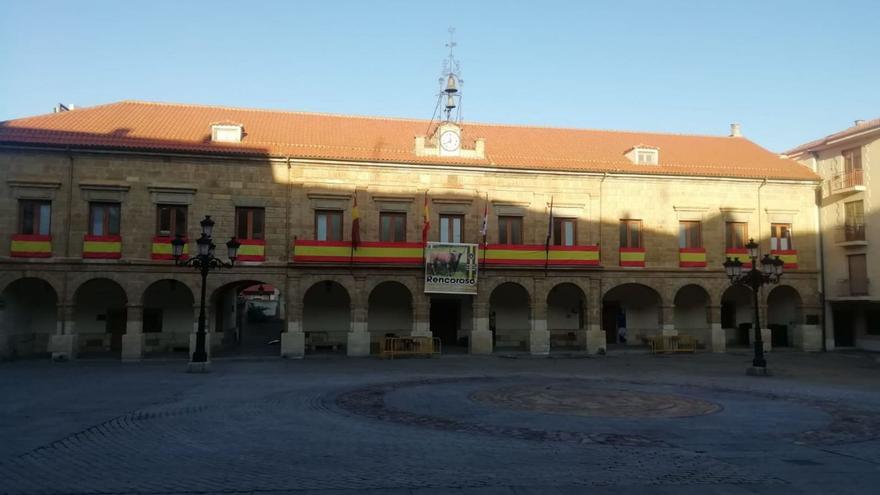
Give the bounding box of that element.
[381,336,441,359]
[649,335,697,354]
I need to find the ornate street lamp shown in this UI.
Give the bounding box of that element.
[723,238,784,372]
[171,215,241,370]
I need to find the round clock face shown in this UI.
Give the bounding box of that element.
[440,130,461,151]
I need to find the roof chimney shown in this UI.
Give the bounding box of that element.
[854,119,865,126]
[729,123,742,138]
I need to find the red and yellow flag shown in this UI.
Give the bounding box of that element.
[351,193,361,249]
[421,191,430,244]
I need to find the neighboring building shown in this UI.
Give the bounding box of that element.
[784,119,880,351]
[0,99,823,361]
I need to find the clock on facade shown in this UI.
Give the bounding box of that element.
[440,130,461,152]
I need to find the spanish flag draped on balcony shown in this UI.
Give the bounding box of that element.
[421,191,430,245]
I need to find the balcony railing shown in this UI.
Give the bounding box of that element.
[834,225,867,244]
[829,170,864,193]
[835,278,870,298]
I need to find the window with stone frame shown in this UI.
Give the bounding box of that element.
[553,217,576,246]
[315,210,343,241]
[379,212,406,242]
[235,207,265,240]
[679,221,702,249]
[156,204,187,238]
[619,219,642,248]
[439,214,464,243]
[770,223,792,250]
[89,202,121,236]
[19,199,51,235]
[725,222,748,249]
[498,216,523,245]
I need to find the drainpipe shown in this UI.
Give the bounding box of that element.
[65,147,74,258]
[757,178,767,321]
[599,172,607,250]
[812,151,827,351]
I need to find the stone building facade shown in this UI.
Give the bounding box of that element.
[784,119,880,351]
[0,101,822,361]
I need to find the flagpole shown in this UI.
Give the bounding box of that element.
[481,193,488,271]
[544,196,553,273]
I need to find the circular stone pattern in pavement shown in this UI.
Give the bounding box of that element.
[470,382,722,418]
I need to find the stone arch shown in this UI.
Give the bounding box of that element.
[767,285,803,348]
[547,283,586,349]
[211,279,284,356]
[303,280,351,353]
[368,281,413,343]
[141,279,195,356]
[721,285,753,346]
[489,282,531,350]
[73,278,128,356]
[602,283,662,344]
[673,284,711,342]
[0,277,58,359]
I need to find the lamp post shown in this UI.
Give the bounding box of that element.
[171,215,241,371]
[723,238,784,372]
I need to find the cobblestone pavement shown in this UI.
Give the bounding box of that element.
[1,350,879,494]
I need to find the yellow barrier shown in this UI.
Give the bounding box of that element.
[649,335,697,354]
[381,336,441,359]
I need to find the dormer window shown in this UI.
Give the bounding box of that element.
[636,149,658,165]
[626,146,659,165]
[211,124,243,143]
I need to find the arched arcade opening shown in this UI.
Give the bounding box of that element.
[302,280,350,353]
[212,281,283,356]
[142,279,194,356]
[489,282,531,350]
[0,278,58,359]
[74,278,128,357]
[602,283,661,345]
[547,283,585,349]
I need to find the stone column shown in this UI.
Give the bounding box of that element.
[708,305,726,353]
[121,305,144,362]
[412,294,431,337]
[799,304,822,351]
[281,289,304,359]
[585,278,606,354]
[661,305,677,337]
[49,304,77,361]
[529,288,550,355]
[470,298,492,354]
[347,278,370,357]
[824,300,836,351]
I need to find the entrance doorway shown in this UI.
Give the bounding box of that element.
[833,307,855,347]
[602,303,621,344]
[430,299,459,347]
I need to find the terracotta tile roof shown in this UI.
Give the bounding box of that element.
[783,118,880,156]
[0,100,819,181]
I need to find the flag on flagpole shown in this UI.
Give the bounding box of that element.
[351,193,361,249]
[545,196,554,269]
[421,191,431,244]
[480,194,489,245]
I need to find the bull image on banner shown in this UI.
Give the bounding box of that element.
[424,242,478,294]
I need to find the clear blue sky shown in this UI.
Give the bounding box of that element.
[1,0,878,152]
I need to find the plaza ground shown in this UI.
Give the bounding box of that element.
[1,350,879,494]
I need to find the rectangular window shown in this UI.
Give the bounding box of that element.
[848,254,868,296]
[19,200,51,235]
[439,214,464,243]
[379,212,406,242]
[619,219,642,248]
[156,205,187,237]
[315,210,343,241]
[843,147,863,173]
[498,216,523,245]
[725,222,748,249]
[235,207,265,240]
[844,201,865,241]
[553,217,576,246]
[679,221,702,248]
[89,203,121,236]
[770,223,792,250]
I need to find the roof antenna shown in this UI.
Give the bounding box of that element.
[426,27,464,135]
